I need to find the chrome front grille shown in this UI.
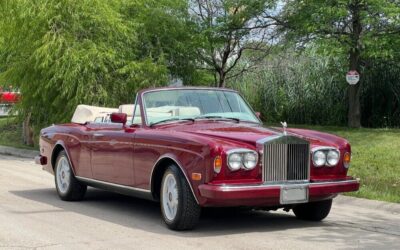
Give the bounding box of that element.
[262,136,310,182]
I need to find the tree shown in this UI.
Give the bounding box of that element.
[0,0,168,143]
[280,0,400,127]
[121,0,214,86]
[189,0,280,87]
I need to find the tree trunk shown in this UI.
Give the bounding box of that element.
[347,78,361,128]
[218,70,226,88]
[347,2,362,128]
[347,49,362,128]
[23,113,34,146]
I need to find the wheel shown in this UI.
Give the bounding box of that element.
[293,199,332,221]
[160,165,201,230]
[54,150,87,201]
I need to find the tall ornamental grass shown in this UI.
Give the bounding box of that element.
[229,52,400,128]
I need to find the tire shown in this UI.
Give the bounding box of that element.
[160,165,201,230]
[293,199,332,221]
[54,150,87,201]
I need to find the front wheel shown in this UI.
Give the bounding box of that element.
[160,165,201,230]
[55,151,87,201]
[293,199,332,221]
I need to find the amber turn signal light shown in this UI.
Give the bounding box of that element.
[191,173,202,181]
[343,152,351,168]
[214,156,222,174]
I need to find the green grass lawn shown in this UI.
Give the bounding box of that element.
[0,116,38,150]
[296,125,400,203]
[1,117,399,203]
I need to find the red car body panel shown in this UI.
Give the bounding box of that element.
[37,87,359,207]
[0,91,21,104]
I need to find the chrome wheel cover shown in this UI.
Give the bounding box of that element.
[56,156,71,194]
[162,173,179,221]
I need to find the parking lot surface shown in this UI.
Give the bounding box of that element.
[0,155,399,250]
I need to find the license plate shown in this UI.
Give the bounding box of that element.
[280,185,309,204]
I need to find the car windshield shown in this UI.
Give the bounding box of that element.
[142,89,260,126]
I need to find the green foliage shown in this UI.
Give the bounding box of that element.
[122,0,211,85]
[0,0,168,127]
[0,117,38,149]
[280,0,400,127]
[361,59,400,127]
[189,0,279,86]
[229,48,400,128]
[282,0,400,59]
[230,49,348,125]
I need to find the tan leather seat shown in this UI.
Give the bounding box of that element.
[71,105,118,124]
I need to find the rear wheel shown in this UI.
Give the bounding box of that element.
[293,199,332,221]
[55,151,87,201]
[160,165,201,230]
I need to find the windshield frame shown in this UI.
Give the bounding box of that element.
[140,88,262,127]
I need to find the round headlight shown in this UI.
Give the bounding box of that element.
[243,152,258,170]
[313,150,326,167]
[327,150,340,166]
[228,153,242,171]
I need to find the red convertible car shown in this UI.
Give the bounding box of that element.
[36,87,359,230]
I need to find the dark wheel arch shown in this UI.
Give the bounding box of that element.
[150,156,199,205]
[51,144,66,170]
[51,143,76,176]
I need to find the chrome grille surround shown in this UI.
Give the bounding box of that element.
[259,135,310,183]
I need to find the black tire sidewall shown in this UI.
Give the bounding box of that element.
[54,150,86,201]
[160,165,184,227]
[293,199,332,221]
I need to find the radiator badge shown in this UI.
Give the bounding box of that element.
[280,121,287,135]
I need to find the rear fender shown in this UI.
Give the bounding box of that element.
[51,140,77,176]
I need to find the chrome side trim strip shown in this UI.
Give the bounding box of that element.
[212,179,359,191]
[75,176,154,200]
[76,176,150,193]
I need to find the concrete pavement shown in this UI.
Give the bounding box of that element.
[0,154,399,250]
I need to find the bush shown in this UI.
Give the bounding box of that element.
[0,0,168,128]
[229,51,347,126]
[229,50,400,128]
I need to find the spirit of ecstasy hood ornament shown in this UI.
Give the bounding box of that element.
[280,121,287,135]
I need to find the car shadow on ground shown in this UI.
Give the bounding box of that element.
[10,187,324,236]
[10,188,399,249]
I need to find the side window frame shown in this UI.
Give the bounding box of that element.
[131,94,142,126]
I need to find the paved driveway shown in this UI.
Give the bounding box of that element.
[0,155,399,250]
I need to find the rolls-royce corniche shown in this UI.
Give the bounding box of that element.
[35,87,359,230]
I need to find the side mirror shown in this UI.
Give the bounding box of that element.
[110,112,127,126]
[255,112,261,119]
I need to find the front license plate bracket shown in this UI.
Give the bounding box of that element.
[280,185,309,205]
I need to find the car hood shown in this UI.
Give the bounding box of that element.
[159,121,346,148]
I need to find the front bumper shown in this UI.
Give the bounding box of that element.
[198,179,360,207]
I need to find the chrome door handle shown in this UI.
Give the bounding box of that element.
[93,133,104,138]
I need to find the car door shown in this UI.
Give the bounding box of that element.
[87,123,135,186]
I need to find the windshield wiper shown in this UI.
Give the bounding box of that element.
[149,118,195,127]
[194,115,240,123]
